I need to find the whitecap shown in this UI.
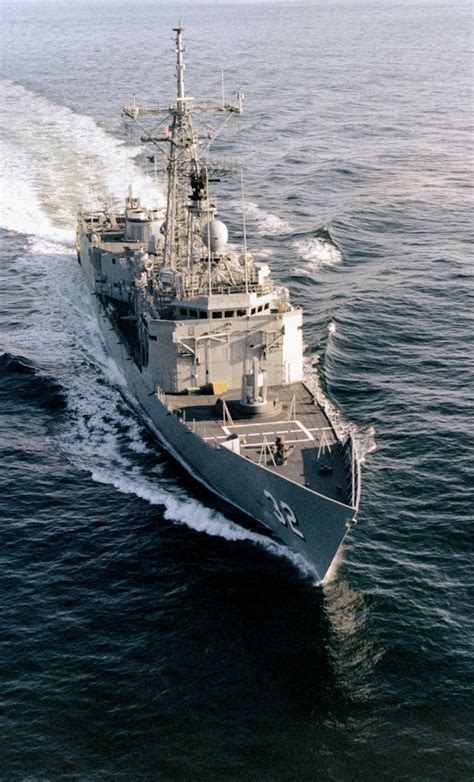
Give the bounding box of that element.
[294,236,343,269]
[242,201,292,235]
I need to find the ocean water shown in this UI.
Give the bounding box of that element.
[1,1,473,780]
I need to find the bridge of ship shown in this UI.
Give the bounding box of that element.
[163,382,352,505]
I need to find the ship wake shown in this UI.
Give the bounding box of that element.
[0,78,352,580]
[0,78,163,240]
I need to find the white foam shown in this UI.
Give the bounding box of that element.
[90,466,315,574]
[0,138,72,243]
[353,425,377,465]
[0,79,164,240]
[243,201,292,235]
[303,357,376,465]
[294,236,343,269]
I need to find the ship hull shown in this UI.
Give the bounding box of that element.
[74,27,361,582]
[83,269,355,583]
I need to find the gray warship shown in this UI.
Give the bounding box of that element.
[76,28,361,582]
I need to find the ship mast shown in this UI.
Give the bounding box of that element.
[175,26,186,103]
[123,27,244,276]
[164,27,198,270]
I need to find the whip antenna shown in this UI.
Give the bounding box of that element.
[240,167,249,295]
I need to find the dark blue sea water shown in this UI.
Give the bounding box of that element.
[1,1,473,779]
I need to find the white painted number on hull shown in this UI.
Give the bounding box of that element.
[264,490,305,540]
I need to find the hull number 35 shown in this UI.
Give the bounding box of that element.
[264,490,305,540]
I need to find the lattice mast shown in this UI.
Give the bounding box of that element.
[165,27,199,270]
[123,27,244,275]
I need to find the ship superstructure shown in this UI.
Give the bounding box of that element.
[77,28,361,582]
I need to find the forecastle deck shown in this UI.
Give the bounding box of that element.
[162,382,354,507]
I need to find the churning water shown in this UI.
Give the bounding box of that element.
[1,1,473,780]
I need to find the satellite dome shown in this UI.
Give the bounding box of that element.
[202,220,228,254]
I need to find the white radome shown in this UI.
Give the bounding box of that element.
[202,219,228,253]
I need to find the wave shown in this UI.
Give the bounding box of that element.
[232,197,343,274]
[0,79,163,240]
[293,227,343,270]
[90,465,316,576]
[243,201,293,235]
[303,350,376,466]
[0,352,67,412]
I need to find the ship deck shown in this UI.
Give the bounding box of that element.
[164,383,353,506]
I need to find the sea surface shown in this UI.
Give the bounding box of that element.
[0,1,473,780]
